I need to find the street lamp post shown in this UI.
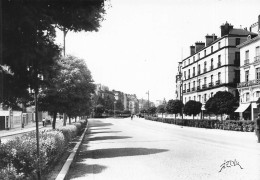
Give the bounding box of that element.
[114,101,116,117]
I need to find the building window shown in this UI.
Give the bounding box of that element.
[211,75,213,83]
[211,92,213,97]
[256,46,260,62]
[198,53,200,60]
[193,67,195,77]
[211,58,213,70]
[204,94,207,102]
[256,68,260,81]
[185,97,186,103]
[211,46,213,53]
[245,70,249,82]
[246,93,250,102]
[204,50,206,56]
[198,64,201,74]
[189,97,191,101]
[198,95,201,102]
[217,72,221,84]
[256,91,260,98]
[188,59,190,64]
[184,84,186,90]
[236,38,240,46]
[245,50,249,60]
[188,69,190,78]
[194,96,196,100]
[193,81,195,90]
[204,77,207,85]
[235,52,240,66]
[193,56,195,62]
[188,82,190,89]
[184,71,186,80]
[204,61,207,72]
[218,55,221,67]
[198,79,201,86]
[218,42,221,49]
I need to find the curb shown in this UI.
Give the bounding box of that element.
[55,122,89,180]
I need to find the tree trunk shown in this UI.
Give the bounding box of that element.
[52,112,57,129]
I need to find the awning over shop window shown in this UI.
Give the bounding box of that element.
[235,103,250,112]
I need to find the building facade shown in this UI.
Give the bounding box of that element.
[177,22,257,119]
[236,15,260,120]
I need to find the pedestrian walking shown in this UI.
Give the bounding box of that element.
[42,118,46,127]
[255,113,260,143]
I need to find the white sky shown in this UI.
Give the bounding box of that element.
[55,0,260,102]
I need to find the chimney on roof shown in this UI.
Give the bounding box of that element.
[190,45,195,56]
[220,22,233,37]
[205,34,217,46]
[195,42,205,53]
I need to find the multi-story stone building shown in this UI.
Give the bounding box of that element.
[177,22,257,119]
[236,16,260,121]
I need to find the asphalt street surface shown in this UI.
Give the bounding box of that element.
[67,117,260,180]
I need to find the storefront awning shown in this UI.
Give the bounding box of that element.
[235,103,250,112]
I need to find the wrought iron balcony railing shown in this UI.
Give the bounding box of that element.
[237,79,260,88]
[244,59,249,65]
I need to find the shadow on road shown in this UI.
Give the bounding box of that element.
[89,123,113,128]
[90,131,122,135]
[87,136,132,142]
[78,147,168,159]
[66,163,107,179]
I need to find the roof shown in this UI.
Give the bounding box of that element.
[237,35,260,48]
[229,28,257,36]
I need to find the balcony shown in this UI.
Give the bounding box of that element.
[208,82,213,87]
[203,68,207,73]
[244,59,249,65]
[217,62,221,67]
[187,89,190,92]
[254,56,260,63]
[192,87,195,91]
[215,80,220,86]
[197,86,201,90]
[237,79,260,88]
[202,84,207,89]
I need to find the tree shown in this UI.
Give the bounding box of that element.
[95,104,105,116]
[166,99,183,119]
[156,104,166,117]
[2,0,106,107]
[205,91,237,119]
[148,106,157,116]
[183,100,202,119]
[115,100,124,111]
[39,55,95,129]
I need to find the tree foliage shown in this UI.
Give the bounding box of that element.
[39,55,95,128]
[148,106,157,115]
[205,91,237,115]
[166,99,183,115]
[183,100,202,118]
[156,104,166,115]
[2,0,106,107]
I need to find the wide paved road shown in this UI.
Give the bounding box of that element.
[67,117,260,180]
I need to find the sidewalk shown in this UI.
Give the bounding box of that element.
[0,119,63,138]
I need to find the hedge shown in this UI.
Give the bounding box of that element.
[144,116,255,132]
[0,119,88,180]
